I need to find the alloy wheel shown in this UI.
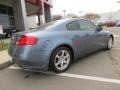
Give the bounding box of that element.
[54,50,70,71]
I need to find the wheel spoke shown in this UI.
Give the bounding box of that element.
[61,50,65,57]
[61,61,64,68]
[55,60,61,66]
[55,54,60,59]
[64,54,70,59]
[63,59,69,64]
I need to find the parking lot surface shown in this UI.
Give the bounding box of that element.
[0,27,120,90]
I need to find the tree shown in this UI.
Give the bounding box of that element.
[83,13,101,22]
[52,15,63,21]
[67,13,79,18]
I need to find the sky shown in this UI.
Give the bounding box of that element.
[52,0,120,15]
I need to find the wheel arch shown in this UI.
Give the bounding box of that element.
[48,44,74,71]
[49,44,74,67]
[51,44,74,60]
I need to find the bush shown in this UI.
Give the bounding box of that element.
[0,42,9,51]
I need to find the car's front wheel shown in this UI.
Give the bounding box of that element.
[106,36,113,50]
[50,47,72,73]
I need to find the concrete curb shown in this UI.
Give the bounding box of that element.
[0,50,13,70]
[0,60,13,70]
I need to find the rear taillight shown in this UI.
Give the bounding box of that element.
[16,35,38,46]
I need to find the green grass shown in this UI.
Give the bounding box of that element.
[0,42,10,51]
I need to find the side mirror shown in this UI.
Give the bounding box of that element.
[96,25,103,31]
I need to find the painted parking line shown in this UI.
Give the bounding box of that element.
[9,66,21,70]
[112,48,120,50]
[113,34,120,37]
[9,66,120,85]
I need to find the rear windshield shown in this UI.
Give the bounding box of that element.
[30,21,57,31]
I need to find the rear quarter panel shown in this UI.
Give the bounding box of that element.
[27,31,79,60]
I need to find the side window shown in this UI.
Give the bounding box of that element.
[67,21,80,31]
[78,20,97,31]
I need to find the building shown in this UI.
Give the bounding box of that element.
[0,0,52,37]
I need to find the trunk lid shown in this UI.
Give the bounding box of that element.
[11,29,41,45]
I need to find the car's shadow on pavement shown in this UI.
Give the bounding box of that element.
[66,49,111,74]
[72,50,105,65]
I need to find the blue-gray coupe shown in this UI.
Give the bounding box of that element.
[8,18,114,73]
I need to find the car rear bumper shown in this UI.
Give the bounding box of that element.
[11,58,49,71]
[8,45,52,71]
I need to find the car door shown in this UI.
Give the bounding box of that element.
[67,20,89,57]
[78,20,106,53]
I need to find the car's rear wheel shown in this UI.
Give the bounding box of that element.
[106,36,113,50]
[50,47,72,73]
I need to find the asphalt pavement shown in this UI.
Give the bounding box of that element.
[0,27,120,90]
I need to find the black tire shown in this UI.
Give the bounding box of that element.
[106,36,113,50]
[50,47,72,73]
